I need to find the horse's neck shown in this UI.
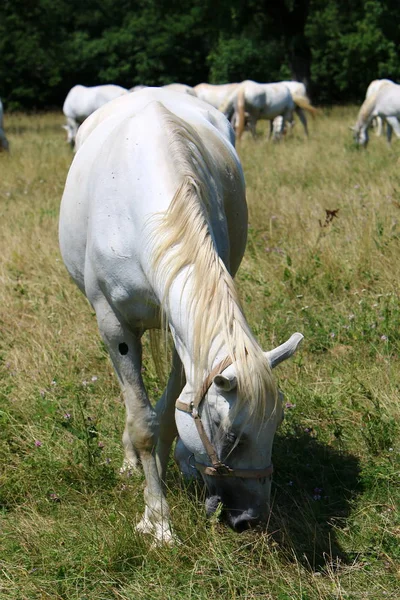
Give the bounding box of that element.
[160,265,227,383]
[358,95,377,130]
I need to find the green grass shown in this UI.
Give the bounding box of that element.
[0,108,399,599]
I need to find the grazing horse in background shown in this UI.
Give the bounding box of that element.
[0,98,9,151]
[194,82,240,110]
[60,88,303,544]
[220,81,291,141]
[62,84,128,147]
[352,83,400,147]
[365,79,395,136]
[221,80,317,141]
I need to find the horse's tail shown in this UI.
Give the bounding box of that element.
[291,94,319,118]
[235,85,246,141]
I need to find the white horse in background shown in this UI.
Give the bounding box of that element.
[221,80,317,141]
[353,82,400,147]
[62,84,128,146]
[365,79,395,136]
[60,88,303,545]
[130,84,197,96]
[194,82,240,109]
[0,98,9,151]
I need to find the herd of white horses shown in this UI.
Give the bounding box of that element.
[1,77,400,151]
[1,78,399,545]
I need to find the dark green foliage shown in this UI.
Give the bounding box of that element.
[1,0,400,109]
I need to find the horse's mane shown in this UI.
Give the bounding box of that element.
[150,106,276,421]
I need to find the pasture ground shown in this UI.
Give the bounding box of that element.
[0,109,399,599]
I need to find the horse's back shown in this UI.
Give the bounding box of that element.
[375,83,400,115]
[60,89,245,312]
[63,84,128,121]
[366,79,394,99]
[260,83,293,117]
[281,81,307,98]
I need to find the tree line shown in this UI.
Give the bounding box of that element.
[1,0,399,110]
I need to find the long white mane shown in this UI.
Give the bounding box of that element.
[150,107,276,419]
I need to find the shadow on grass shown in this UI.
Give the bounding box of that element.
[269,430,362,570]
[174,430,362,571]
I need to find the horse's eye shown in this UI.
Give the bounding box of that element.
[226,432,237,444]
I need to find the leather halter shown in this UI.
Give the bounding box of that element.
[175,357,274,479]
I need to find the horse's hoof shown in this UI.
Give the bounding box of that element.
[119,458,139,475]
[136,516,179,546]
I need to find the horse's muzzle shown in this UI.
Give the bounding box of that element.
[205,495,265,531]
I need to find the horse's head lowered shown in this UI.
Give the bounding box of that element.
[352,125,369,147]
[175,332,303,532]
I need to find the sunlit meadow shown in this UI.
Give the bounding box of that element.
[0,108,399,599]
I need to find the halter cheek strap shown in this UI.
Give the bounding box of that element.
[175,357,274,480]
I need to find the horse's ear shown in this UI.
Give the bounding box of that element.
[265,333,304,368]
[213,374,237,392]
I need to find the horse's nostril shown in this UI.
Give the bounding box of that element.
[231,514,260,532]
[234,519,252,533]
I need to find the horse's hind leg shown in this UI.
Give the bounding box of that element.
[295,107,309,137]
[93,298,175,544]
[155,349,186,485]
[385,116,400,145]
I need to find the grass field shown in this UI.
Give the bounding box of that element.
[0,108,399,599]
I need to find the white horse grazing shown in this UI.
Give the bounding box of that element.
[353,82,400,147]
[365,79,395,136]
[220,80,293,141]
[194,82,239,109]
[0,98,9,151]
[62,84,128,146]
[221,80,317,141]
[60,88,303,544]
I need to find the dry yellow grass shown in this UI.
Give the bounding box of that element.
[0,107,399,599]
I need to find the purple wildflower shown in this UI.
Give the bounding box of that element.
[285,402,296,409]
[34,440,42,447]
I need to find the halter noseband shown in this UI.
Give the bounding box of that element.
[175,357,274,479]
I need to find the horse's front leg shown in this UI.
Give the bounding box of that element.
[94,299,175,545]
[155,349,186,485]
